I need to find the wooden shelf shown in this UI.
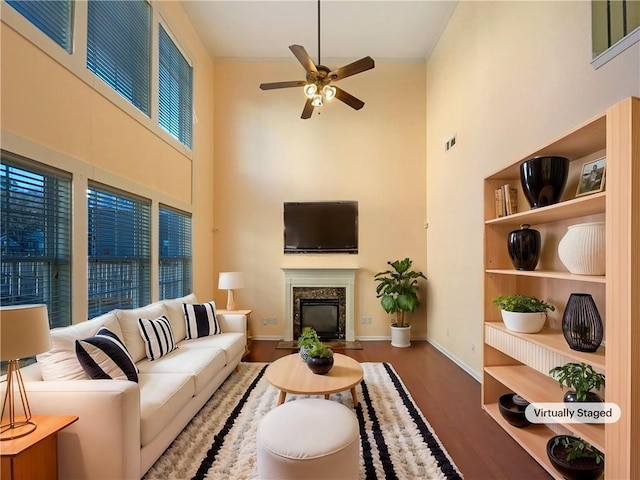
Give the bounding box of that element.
[485,269,606,284]
[485,322,606,370]
[485,365,605,452]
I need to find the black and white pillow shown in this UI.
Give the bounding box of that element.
[137,315,177,361]
[183,302,220,339]
[76,327,139,382]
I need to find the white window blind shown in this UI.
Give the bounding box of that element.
[6,0,74,53]
[87,184,151,318]
[159,205,192,299]
[0,152,72,328]
[87,0,151,115]
[158,24,193,148]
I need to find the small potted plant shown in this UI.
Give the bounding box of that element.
[298,326,319,363]
[374,257,427,348]
[546,435,604,480]
[305,340,334,375]
[549,362,605,402]
[492,294,555,333]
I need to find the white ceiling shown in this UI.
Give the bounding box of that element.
[182,1,458,63]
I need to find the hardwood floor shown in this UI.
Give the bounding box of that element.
[245,340,551,480]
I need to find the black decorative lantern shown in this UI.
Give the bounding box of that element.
[562,293,603,352]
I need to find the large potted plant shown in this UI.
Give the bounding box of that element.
[546,435,604,480]
[549,362,605,402]
[374,258,426,348]
[492,294,555,333]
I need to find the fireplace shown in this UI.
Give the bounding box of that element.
[300,298,340,340]
[282,268,357,342]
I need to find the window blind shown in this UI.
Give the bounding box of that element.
[0,152,72,328]
[87,0,151,115]
[159,205,192,299]
[6,0,74,53]
[158,25,193,148]
[87,184,151,318]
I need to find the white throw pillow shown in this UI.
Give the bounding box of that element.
[76,327,139,382]
[137,315,177,361]
[183,301,220,339]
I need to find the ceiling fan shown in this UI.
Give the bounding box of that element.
[259,0,375,119]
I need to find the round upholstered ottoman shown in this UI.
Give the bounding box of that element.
[256,398,360,480]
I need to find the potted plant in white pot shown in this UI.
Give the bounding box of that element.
[492,294,555,333]
[374,258,426,348]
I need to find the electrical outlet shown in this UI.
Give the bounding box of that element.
[362,316,372,324]
[471,344,476,353]
[267,317,277,325]
[446,328,450,337]
[444,134,457,151]
[262,318,268,325]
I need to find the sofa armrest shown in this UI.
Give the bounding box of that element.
[15,380,141,480]
[217,312,247,335]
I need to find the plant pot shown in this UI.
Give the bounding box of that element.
[306,356,334,375]
[390,324,411,348]
[558,222,605,275]
[507,224,541,271]
[299,345,311,363]
[520,156,569,208]
[563,390,603,403]
[546,435,604,480]
[500,310,546,333]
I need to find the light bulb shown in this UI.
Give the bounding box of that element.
[323,85,336,100]
[303,83,317,98]
[311,94,323,107]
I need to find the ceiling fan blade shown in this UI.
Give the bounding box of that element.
[260,80,306,90]
[334,87,365,110]
[328,56,375,81]
[289,45,318,74]
[301,98,314,119]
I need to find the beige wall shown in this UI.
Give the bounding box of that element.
[213,61,428,340]
[1,2,217,319]
[425,1,640,378]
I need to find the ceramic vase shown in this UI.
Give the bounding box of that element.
[557,222,605,275]
[507,224,541,271]
[520,156,569,208]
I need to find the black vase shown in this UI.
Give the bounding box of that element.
[546,435,604,480]
[507,224,541,271]
[562,293,604,352]
[520,156,569,208]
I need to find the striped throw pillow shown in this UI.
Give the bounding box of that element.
[76,327,139,382]
[137,315,177,361]
[183,302,220,339]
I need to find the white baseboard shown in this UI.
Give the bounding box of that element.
[251,335,284,341]
[427,337,481,383]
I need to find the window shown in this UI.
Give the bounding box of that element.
[159,206,192,299]
[87,0,151,115]
[159,25,193,148]
[87,184,150,317]
[1,152,72,328]
[6,0,74,53]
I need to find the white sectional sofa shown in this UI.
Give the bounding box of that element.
[16,294,247,480]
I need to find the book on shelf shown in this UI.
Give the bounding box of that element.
[495,184,518,217]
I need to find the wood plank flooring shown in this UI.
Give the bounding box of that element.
[245,340,551,480]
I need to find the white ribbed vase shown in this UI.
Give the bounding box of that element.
[557,222,605,275]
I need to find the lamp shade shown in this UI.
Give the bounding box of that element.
[218,272,245,290]
[0,304,51,361]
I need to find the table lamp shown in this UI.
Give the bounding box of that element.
[218,272,245,310]
[1,304,51,440]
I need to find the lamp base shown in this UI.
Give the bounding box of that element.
[0,419,37,440]
[226,289,237,311]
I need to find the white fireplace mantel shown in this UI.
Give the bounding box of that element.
[282,267,357,342]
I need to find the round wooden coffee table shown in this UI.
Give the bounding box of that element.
[266,353,364,407]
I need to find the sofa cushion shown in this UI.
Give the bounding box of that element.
[161,293,198,343]
[138,372,194,447]
[116,303,168,363]
[137,316,177,361]
[184,302,220,339]
[37,312,122,381]
[76,327,138,382]
[136,346,226,395]
[179,332,245,366]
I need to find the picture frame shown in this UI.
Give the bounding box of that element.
[576,157,606,197]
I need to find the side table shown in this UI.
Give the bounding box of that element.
[1,414,78,480]
[218,309,252,357]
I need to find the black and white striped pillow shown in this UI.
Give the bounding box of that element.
[137,315,177,361]
[183,302,220,339]
[76,327,139,382]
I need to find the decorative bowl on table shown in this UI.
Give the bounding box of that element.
[498,393,531,428]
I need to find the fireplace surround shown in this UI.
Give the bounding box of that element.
[282,268,357,342]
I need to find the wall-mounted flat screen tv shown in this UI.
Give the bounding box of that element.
[284,201,358,254]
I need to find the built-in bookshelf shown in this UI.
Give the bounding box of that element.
[482,97,639,479]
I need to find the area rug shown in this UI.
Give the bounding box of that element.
[144,362,463,480]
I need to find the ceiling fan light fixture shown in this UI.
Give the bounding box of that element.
[322,85,336,100]
[311,94,323,107]
[303,83,317,98]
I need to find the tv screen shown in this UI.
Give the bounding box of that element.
[284,201,358,254]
